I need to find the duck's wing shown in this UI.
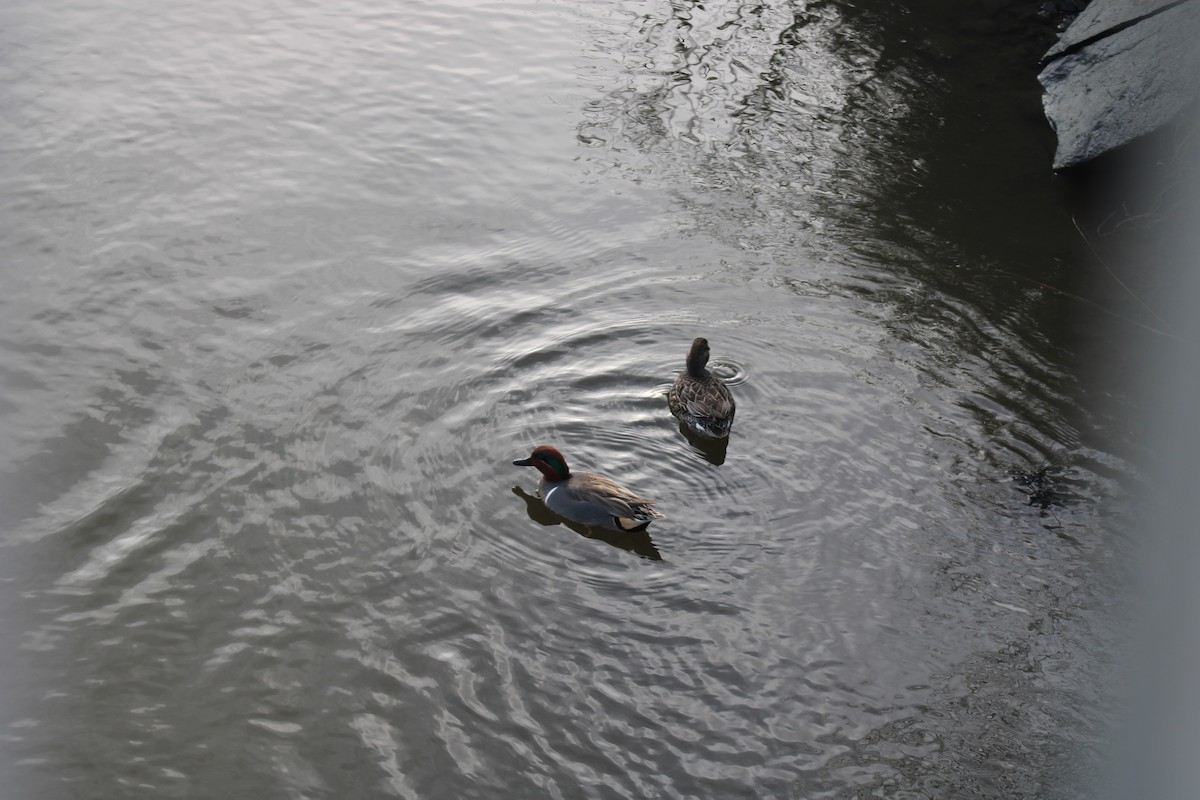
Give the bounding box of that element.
[671,374,735,427]
[568,472,666,521]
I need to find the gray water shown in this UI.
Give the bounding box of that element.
[1,1,1137,798]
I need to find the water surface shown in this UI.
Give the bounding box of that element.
[1,1,1134,797]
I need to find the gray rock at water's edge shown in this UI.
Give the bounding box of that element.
[1039,0,1200,170]
[1043,0,1183,61]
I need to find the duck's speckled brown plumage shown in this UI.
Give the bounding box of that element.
[667,338,736,438]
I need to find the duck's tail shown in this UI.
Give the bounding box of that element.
[693,416,733,439]
[616,503,665,530]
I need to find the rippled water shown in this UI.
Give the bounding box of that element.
[1,1,1136,797]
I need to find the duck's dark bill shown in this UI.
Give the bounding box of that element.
[513,458,534,466]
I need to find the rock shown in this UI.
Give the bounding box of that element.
[1039,0,1200,169]
[1043,0,1180,60]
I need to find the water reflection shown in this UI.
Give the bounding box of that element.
[583,1,856,149]
[580,0,895,257]
[511,486,664,561]
[583,0,1094,389]
[674,420,729,465]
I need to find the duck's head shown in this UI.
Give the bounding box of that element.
[686,337,711,377]
[513,445,571,482]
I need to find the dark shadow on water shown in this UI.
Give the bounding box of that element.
[511,486,663,561]
[675,421,728,466]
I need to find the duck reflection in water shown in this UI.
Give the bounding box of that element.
[676,421,728,466]
[511,486,663,561]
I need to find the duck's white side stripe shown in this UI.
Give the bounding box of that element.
[543,485,561,504]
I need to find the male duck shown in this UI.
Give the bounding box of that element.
[513,445,665,531]
[667,337,736,438]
